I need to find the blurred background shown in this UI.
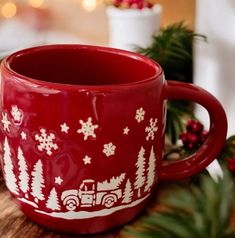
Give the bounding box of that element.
[0,0,235,136]
[0,0,195,53]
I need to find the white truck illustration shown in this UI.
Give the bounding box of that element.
[61,173,126,211]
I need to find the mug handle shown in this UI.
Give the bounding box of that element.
[160,80,227,181]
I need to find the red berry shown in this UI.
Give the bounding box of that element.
[188,133,199,145]
[131,3,138,8]
[137,1,144,9]
[146,2,153,8]
[180,132,190,144]
[180,120,207,150]
[113,0,122,6]
[186,119,195,131]
[192,122,203,134]
[186,120,203,134]
[188,143,194,150]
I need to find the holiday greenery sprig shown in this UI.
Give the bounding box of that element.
[164,119,208,161]
[138,22,207,144]
[165,119,235,174]
[219,136,235,161]
[218,136,235,172]
[137,22,206,83]
[124,167,235,238]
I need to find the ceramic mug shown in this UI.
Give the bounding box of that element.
[0,45,227,234]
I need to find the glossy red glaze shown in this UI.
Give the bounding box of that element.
[0,45,227,234]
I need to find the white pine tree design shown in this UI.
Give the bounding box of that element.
[3,137,19,195]
[134,147,146,197]
[122,179,133,204]
[31,159,45,203]
[46,187,61,211]
[18,147,29,198]
[145,146,156,192]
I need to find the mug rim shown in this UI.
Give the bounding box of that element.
[1,44,163,91]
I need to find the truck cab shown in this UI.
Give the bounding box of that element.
[78,179,96,207]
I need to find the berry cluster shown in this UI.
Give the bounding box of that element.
[107,0,155,9]
[180,120,208,150]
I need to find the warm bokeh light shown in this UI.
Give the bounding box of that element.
[1,2,17,18]
[82,0,97,12]
[28,0,44,8]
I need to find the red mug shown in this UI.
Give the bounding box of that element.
[0,45,227,234]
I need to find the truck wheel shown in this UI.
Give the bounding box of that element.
[66,201,77,211]
[103,195,117,208]
[64,196,79,211]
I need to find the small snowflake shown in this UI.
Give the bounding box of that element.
[123,127,130,135]
[1,112,11,132]
[145,118,158,141]
[55,176,63,185]
[11,105,22,122]
[77,117,98,140]
[83,155,92,165]
[60,123,69,133]
[135,107,145,123]
[21,131,27,140]
[35,128,58,156]
[103,142,116,157]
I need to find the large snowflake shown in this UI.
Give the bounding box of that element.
[1,112,11,132]
[135,107,145,123]
[11,105,22,122]
[145,118,158,141]
[35,128,58,156]
[103,142,116,157]
[77,117,98,140]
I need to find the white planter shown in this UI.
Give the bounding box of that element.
[106,5,162,51]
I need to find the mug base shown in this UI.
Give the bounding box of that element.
[18,197,150,234]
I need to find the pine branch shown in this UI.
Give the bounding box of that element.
[137,21,206,83]
[124,167,235,238]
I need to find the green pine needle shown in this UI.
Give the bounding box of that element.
[124,167,235,238]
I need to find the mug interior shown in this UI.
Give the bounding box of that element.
[6,45,160,86]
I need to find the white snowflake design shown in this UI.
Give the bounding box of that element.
[135,107,145,123]
[1,112,11,132]
[77,117,98,140]
[35,128,58,156]
[145,118,158,141]
[103,142,116,157]
[11,105,22,122]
